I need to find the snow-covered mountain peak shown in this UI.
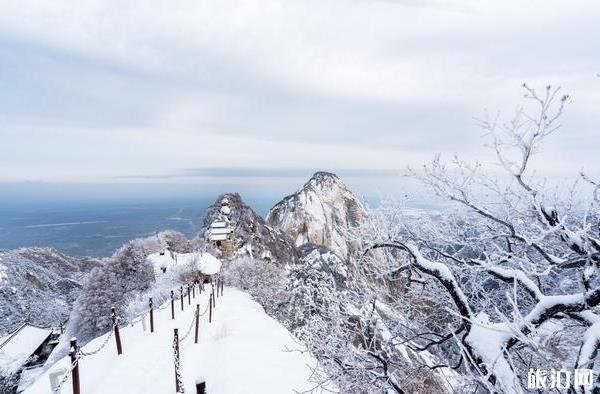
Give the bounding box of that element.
[302,171,344,191]
[266,172,367,260]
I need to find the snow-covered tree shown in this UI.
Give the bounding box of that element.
[67,242,154,342]
[221,256,285,316]
[355,85,600,393]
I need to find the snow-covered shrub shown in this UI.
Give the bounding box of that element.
[162,230,194,253]
[124,255,201,321]
[221,257,285,315]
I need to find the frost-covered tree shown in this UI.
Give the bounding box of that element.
[355,85,600,393]
[281,249,342,340]
[67,242,154,342]
[221,256,285,316]
[283,247,449,393]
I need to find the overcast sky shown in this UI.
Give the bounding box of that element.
[0,0,598,199]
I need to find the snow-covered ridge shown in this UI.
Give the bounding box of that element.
[267,172,367,260]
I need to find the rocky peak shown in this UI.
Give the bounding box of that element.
[202,193,299,265]
[266,172,367,261]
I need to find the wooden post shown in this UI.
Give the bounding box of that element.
[194,304,200,344]
[209,294,212,323]
[171,290,175,320]
[192,282,196,298]
[212,286,216,309]
[111,307,122,355]
[70,338,81,394]
[149,298,154,333]
[196,381,206,394]
[187,285,191,305]
[173,328,180,393]
[180,286,184,311]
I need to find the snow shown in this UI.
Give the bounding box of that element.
[0,324,52,373]
[209,228,232,235]
[220,206,231,215]
[465,313,520,394]
[23,288,327,394]
[0,262,6,282]
[147,251,222,276]
[197,253,221,275]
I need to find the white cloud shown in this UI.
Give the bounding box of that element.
[0,0,598,186]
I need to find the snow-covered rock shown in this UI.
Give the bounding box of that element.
[203,194,299,265]
[266,172,367,261]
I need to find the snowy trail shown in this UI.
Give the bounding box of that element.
[24,287,326,394]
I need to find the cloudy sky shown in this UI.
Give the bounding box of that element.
[0,0,598,200]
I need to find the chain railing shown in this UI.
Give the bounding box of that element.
[50,280,220,394]
[179,310,198,343]
[78,325,115,357]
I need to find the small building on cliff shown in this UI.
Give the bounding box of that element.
[207,221,235,259]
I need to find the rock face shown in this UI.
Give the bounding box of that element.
[202,193,300,265]
[0,248,101,335]
[266,172,367,261]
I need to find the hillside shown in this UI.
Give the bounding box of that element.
[0,248,101,335]
[23,287,329,394]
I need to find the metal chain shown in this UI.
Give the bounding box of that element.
[198,303,210,317]
[52,352,80,393]
[78,324,115,357]
[129,314,145,326]
[179,311,197,342]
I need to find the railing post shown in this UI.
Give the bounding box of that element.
[194,304,200,344]
[171,290,175,320]
[209,294,213,323]
[180,286,184,311]
[187,284,191,305]
[111,307,122,355]
[70,338,81,394]
[173,328,181,393]
[149,298,154,333]
[212,285,216,309]
[196,380,206,394]
[192,282,196,298]
[221,279,224,296]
